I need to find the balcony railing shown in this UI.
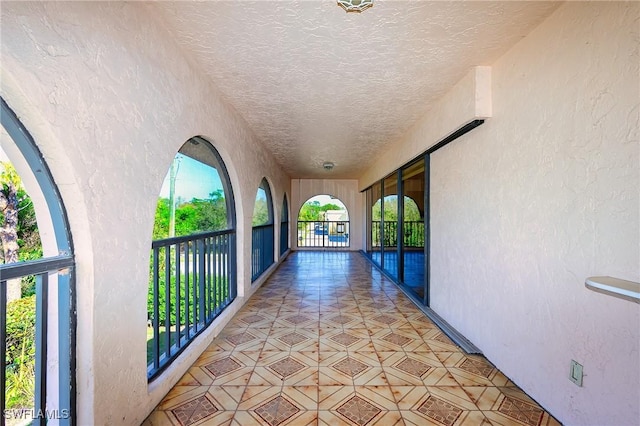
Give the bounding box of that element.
[280,221,289,256]
[251,224,274,282]
[297,221,350,248]
[371,221,424,248]
[1,254,74,426]
[148,230,236,380]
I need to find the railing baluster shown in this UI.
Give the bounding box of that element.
[221,235,226,305]
[207,237,210,319]
[184,242,190,340]
[204,237,209,321]
[257,228,261,279]
[230,233,237,300]
[215,235,221,313]
[175,242,181,349]
[192,241,198,331]
[153,247,160,370]
[207,237,212,320]
[228,235,233,304]
[198,239,206,331]
[260,227,264,266]
[164,245,171,358]
[1,279,6,426]
[220,235,225,308]
[34,273,48,426]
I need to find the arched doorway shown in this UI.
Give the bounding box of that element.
[297,195,350,248]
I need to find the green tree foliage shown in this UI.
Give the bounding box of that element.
[153,190,228,240]
[372,196,421,221]
[371,196,424,247]
[194,190,228,231]
[252,197,270,226]
[5,295,36,409]
[5,295,36,369]
[149,188,230,339]
[1,162,42,264]
[0,163,41,409]
[298,201,342,221]
[153,198,170,240]
[148,270,229,327]
[0,162,42,296]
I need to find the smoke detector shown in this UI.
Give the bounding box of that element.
[323,162,334,171]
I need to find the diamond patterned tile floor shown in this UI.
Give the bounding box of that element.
[143,251,561,426]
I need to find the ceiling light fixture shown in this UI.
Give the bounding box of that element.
[323,162,335,171]
[337,0,373,13]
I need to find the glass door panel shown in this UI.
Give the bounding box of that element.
[401,159,426,301]
[382,172,399,279]
[370,182,382,267]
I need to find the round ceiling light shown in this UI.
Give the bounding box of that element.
[337,0,373,13]
[323,162,335,171]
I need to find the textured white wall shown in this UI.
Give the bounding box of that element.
[291,179,363,251]
[359,66,492,190]
[1,2,289,424]
[428,3,638,425]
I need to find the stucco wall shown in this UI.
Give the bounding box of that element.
[291,179,363,251]
[1,2,289,424]
[365,2,639,425]
[359,66,492,190]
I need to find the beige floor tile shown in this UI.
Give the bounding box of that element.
[158,386,210,410]
[142,410,176,426]
[354,385,398,410]
[146,252,558,426]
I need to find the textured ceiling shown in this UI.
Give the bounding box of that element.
[152,1,560,179]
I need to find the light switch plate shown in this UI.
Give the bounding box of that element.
[570,360,583,387]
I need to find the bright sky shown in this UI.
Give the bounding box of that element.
[0,131,11,163]
[305,194,346,210]
[160,154,224,201]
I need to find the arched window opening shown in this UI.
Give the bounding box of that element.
[1,98,75,423]
[297,195,350,248]
[280,195,289,256]
[251,178,274,281]
[148,136,236,380]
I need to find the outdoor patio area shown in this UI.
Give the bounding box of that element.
[143,251,559,426]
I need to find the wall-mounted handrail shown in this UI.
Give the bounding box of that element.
[585,276,640,304]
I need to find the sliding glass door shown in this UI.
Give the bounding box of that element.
[402,159,426,302]
[362,120,484,308]
[364,157,427,305]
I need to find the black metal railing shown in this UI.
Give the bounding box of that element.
[402,221,425,247]
[1,254,74,426]
[280,221,289,256]
[371,221,424,248]
[148,230,236,380]
[251,224,274,282]
[297,221,350,248]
